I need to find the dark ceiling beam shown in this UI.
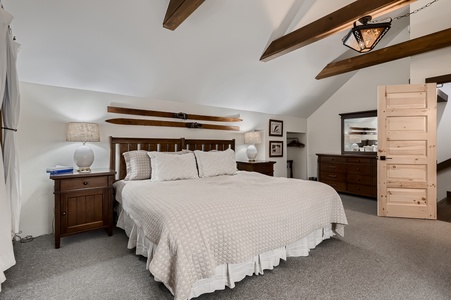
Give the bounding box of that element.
[425,74,451,85]
[163,0,205,31]
[260,0,416,62]
[316,28,451,80]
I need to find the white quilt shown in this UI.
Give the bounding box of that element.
[119,172,348,300]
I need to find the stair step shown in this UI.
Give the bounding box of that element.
[438,195,451,222]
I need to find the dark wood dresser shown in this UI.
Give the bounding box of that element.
[317,154,377,198]
[50,169,116,248]
[237,161,276,176]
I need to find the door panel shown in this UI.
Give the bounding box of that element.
[386,140,427,157]
[378,83,436,219]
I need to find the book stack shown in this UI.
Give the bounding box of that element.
[46,165,74,175]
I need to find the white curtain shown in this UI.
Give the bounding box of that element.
[0,5,17,291]
[3,11,21,236]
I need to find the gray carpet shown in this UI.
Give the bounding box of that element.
[2,194,451,300]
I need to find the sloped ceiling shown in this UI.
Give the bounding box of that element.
[3,0,410,118]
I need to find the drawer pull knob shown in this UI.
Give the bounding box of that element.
[62,212,66,215]
[329,175,337,178]
[83,181,88,185]
[329,165,336,168]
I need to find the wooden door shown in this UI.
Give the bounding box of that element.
[377,83,436,219]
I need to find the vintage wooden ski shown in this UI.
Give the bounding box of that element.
[107,106,242,122]
[105,118,240,131]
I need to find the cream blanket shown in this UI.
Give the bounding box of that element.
[119,172,348,299]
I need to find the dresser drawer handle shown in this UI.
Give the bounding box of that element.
[329,165,336,168]
[328,174,337,178]
[62,212,66,216]
[83,181,88,185]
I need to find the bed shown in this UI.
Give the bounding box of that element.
[110,137,348,300]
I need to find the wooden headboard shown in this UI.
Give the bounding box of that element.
[110,136,235,180]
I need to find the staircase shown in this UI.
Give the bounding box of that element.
[437,158,451,222]
[437,191,451,222]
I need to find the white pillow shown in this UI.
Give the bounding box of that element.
[148,152,199,182]
[123,150,151,180]
[194,148,237,178]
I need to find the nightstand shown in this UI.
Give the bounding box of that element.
[236,161,276,176]
[50,169,116,249]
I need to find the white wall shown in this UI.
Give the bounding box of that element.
[307,32,410,177]
[18,82,307,237]
[410,0,451,201]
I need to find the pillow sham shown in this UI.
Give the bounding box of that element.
[123,150,152,181]
[194,148,237,178]
[148,151,199,182]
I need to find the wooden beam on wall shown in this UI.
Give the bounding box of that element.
[316,28,451,79]
[426,74,451,85]
[163,0,205,31]
[260,0,416,62]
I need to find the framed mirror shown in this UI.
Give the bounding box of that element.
[340,110,377,155]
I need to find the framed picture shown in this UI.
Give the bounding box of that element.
[269,119,283,137]
[269,141,283,157]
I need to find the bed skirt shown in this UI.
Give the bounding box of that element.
[117,205,335,299]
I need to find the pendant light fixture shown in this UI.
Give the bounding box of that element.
[342,16,392,53]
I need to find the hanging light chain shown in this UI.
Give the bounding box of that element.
[370,0,439,23]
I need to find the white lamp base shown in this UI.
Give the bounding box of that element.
[74,144,94,172]
[246,144,257,162]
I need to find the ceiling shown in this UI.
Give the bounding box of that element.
[3,0,415,118]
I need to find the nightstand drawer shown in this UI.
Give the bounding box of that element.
[236,161,276,176]
[60,176,108,191]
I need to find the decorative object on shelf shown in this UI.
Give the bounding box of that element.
[269,119,283,137]
[66,122,100,172]
[342,0,438,53]
[244,131,261,162]
[287,138,305,148]
[107,106,242,122]
[269,141,283,157]
[106,118,239,131]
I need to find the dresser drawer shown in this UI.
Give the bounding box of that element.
[320,171,346,182]
[320,163,346,173]
[347,183,372,196]
[347,157,372,165]
[347,164,371,175]
[347,174,371,185]
[320,156,346,164]
[322,180,346,192]
[60,176,108,191]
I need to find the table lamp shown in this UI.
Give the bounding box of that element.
[66,122,100,172]
[244,131,261,162]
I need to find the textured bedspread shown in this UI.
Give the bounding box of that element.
[119,171,348,299]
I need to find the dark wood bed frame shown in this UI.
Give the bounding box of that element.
[109,136,235,180]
